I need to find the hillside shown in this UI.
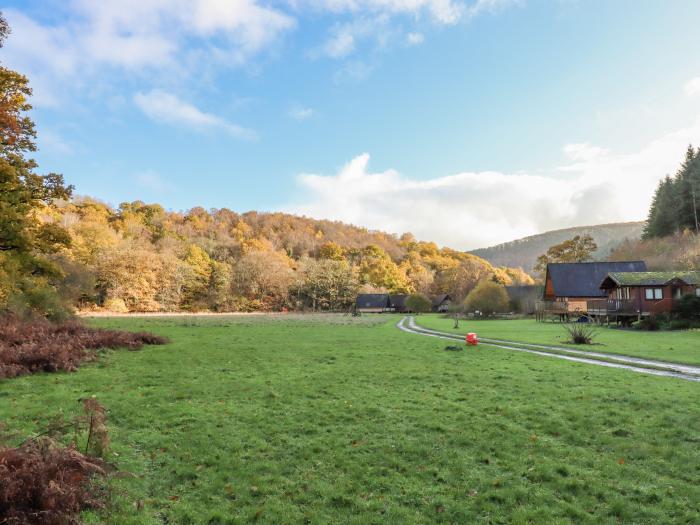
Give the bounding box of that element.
[471,222,645,274]
[39,198,534,314]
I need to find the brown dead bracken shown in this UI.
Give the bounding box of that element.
[0,315,168,379]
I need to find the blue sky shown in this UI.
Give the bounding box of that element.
[4,0,700,249]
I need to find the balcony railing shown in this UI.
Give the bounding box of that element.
[586,299,638,316]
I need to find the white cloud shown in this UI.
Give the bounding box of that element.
[286,113,700,249]
[684,77,700,97]
[324,28,357,58]
[467,0,522,18]
[288,105,316,120]
[134,89,257,140]
[406,32,425,45]
[306,0,464,24]
[562,142,609,162]
[1,2,295,105]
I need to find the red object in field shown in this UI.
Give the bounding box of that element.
[466,333,478,346]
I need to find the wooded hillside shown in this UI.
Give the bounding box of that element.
[470,222,644,274]
[42,198,533,314]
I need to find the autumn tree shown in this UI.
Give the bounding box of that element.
[295,257,358,311]
[232,250,295,310]
[433,256,492,302]
[357,244,412,293]
[318,241,345,261]
[405,294,431,313]
[0,14,74,318]
[464,280,509,315]
[534,234,598,277]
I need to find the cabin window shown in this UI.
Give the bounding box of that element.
[696,287,700,297]
[645,288,662,300]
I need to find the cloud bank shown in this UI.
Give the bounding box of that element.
[287,113,700,250]
[134,90,256,140]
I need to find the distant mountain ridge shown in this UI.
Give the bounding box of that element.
[470,222,645,274]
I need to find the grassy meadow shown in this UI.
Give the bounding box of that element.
[415,315,700,366]
[1,314,699,524]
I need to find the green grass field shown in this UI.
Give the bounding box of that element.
[1,314,699,524]
[414,315,700,366]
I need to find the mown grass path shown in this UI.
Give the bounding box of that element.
[1,314,699,524]
[414,315,700,366]
[400,316,700,382]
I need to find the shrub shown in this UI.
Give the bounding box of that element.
[564,323,597,344]
[639,316,661,331]
[0,316,169,379]
[464,280,509,315]
[405,294,432,313]
[673,294,700,320]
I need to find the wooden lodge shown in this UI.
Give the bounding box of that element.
[536,261,647,320]
[355,294,393,313]
[591,271,700,319]
[537,261,700,321]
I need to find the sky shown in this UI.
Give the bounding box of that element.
[3,0,700,250]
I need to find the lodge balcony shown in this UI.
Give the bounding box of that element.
[586,299,639,317]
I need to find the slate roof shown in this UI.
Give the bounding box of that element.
[602,271,700,287]
[355,294,391,308]
[432,294,450,306]
[546,261,647,298]
[389,295,409,309]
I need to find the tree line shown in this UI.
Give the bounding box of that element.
[644,145,700,239]
[43,199,533,316]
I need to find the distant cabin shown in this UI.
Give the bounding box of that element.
[539,261,647,317]
[389,294,410,313]
[355,294,392,313]
[592,271,700,318]
[432,294,451,313]
[354,293,449,314]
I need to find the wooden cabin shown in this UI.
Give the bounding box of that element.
[592,271,700,318]
[389,294,410,313]
[538,261,647,319]
[432,294,451,313]
[355,294,392,313]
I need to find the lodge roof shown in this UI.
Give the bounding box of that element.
[355,294,391,308]
[432,294,450,306]
[546,261,647,298]
[601,271,700,288]
[389,294,409,308]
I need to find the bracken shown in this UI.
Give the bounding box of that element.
[0,315,168,379]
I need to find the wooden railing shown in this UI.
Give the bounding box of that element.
[586,299,638,316]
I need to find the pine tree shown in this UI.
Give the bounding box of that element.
[674,145,698,232]
[643,176,676,238]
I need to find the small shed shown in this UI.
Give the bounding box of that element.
[355,294,392,313]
